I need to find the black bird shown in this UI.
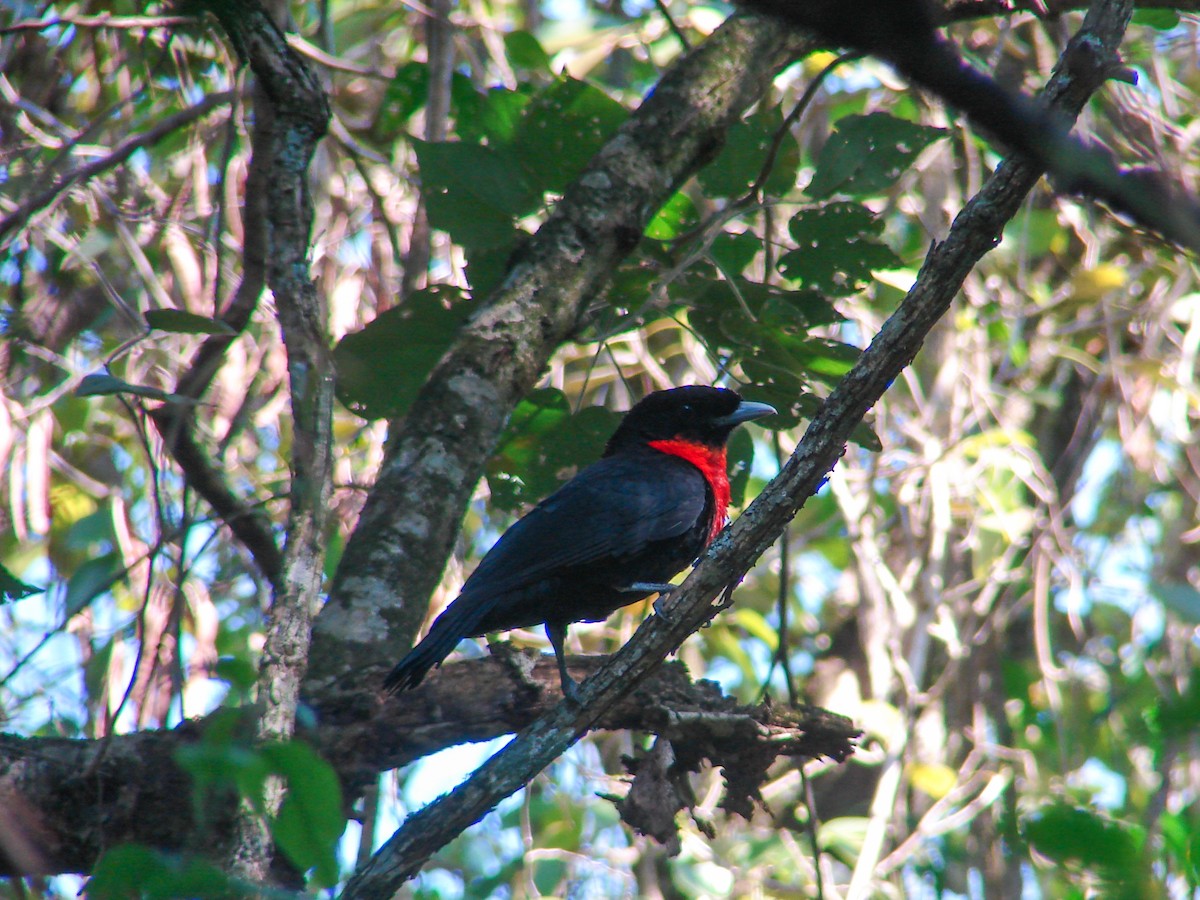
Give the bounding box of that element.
[383,385,775,700]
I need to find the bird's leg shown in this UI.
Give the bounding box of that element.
[545,622,582,703]
[618,582,679,623]
[621,581,677,595]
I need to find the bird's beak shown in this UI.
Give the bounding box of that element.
[716,400,776,428]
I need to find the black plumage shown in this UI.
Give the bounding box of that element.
[383,385,774,700]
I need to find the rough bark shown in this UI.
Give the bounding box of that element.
[199,0,334,883]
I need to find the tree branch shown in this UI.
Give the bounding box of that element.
[200,0,333,882]
[0,661,853,876]
[339,0,1133,892]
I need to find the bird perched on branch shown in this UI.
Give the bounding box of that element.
[383,385,775,701]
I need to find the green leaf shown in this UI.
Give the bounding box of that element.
[0,562,42,602]
[505,30,552,72]
[513,77,627,194]
[214,656,259,692]
[699,106,800,198]
[175,707,270,818]
[414,140,540,248]
[709,231,762,277]
[807,113,946,198]
[778,202,901,295]
[458,85,534,145]
[334,286,471,420]
[87,845,237,900]
[380,61,429,130]
[1022,804,1142,874]
[726,426,755,508]
[464,243,516,297]
[262,741,345,888]
[1132,9,1179,29]
[645,190,699,240]
[486,389,621,511]
[818,817,869,862]
[64,552,123,616]
[1146,675,1200,741]
[76,373,177,403]
[144,309,236,335]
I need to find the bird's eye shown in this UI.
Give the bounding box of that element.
[681,403,692,413]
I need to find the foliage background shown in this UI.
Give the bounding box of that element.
[1,0,1199,896]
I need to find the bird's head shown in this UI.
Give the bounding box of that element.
[604,385,776,454]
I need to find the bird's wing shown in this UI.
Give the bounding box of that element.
[461,452,709,597]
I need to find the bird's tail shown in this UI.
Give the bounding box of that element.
[381,600,483,693]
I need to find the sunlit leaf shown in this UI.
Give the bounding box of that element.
[262,741,345,888]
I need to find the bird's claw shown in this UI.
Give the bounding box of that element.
[560,675,583,704]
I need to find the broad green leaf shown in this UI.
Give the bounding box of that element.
[214,656,259,692]
[334,286,470,420]
[709,231,761,277]
[0,562,42,602]
[699,106,800,198]
[1023,804,1143,876]
[379,61,428,131]
[778,202,901,295]
[732,607,778,652]
[505,30,552,72]
[726,425,755,508]
[414,140,540,248]
[87,845,237,900]
[463,242,517,297]
[1133,9,1179,29]
[145,309,236,335]
[458,85,534,146]
[1146,675,1200,741]
[513,77,627,194]
[818,817,869,862]
[808,113,946,198]
[262,742,345,888]
[486,389,621,511]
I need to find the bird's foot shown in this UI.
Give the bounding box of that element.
[652,591,678,623]
[559,673,584,705]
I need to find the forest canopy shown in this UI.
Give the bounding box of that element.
[1,0,1199,897]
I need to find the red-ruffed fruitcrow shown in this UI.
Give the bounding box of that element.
[383,385,775,700]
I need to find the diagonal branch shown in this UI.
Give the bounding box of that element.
[339,0,1133,892]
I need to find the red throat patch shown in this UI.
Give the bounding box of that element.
[647,439,730,544]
